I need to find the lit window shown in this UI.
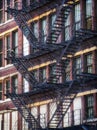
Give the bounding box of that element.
[74,57,81,75]
[0,83,2,100]
[75,3,81,30]
[85,95,94,119]
[12,30,18,55]
[86,0,92,29]
[39,67,46,82]
[85,54,92,73]
[0,0,3,24]
[12,75,18,93]
[0,39,3,67]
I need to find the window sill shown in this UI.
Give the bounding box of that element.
[0,18,14,26]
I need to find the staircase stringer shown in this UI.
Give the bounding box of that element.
[47,80,79,128]
[9,51,39,87]
[8,93,42,130]
[7,8,38,49]
[46,0,75,44]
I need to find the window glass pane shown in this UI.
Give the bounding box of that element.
[23,35,29,56]
[6,35,10,64]
[86,95,94,119]
[65,15,70,41]
[86,0,92,18]
[0,0,3,9]
[75,3,80,30]
[39,67,46,82]
[12,76,18,93]
[75,57,81,74]
[4,113,10,130]
[85,54,92,73]
[0,83,2,100]
[41,18,47,43]
[5,80,10,94]
[12,30,18,55]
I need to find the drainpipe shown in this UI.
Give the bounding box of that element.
[82,125,88,130]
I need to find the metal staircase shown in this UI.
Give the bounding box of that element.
[6,92,42,130]
[47,28,97,84]
[6,0,97,129]
[8,51,38,87]
[47,79,80,128]
[46,0,74,44]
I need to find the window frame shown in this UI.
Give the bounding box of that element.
[85,94,94,119]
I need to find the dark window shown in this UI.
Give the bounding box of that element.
[74,57,81,75]
[33,70,38,81]
[40,17,47,43]
[85,95,94,119]
[65,14,70,41]
[65,64,70,81]
[5,0,11,20]
[12,30,18,55]
[5,80,10,94]
[6,35,10,64]
[75,3,81,30]
[0,0,3,24]
[0,83,2,100]
[0,39,3,67]
[39,67,46,82]
[86,0,92,29]
[12,75,18,93]
[85,54,92,73]
[49,13,56,42]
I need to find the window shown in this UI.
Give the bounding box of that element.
[41,18,47,43]
[33,70,38,81]
[85,54,93,73]
[5,0,11,21]
[31,21,39,52]
[5,35,10,65]
[74,57,81,75]
[65,64,70,81]
[23,78,29,92]
[4,113,10,130]
[12,75,18,93]
[0,39,3,67]
[49,64,56,83]
[65,15,70,41]
[86,0,92,29]
[39,67,46,82]
[85,95,94,119]
[75,3,81,30]
[5,79,10,94]
[23,35,29,56]
[0,0,3,24]
[12,30,18,55]
[0,83,2,100]
[49,13,56,42]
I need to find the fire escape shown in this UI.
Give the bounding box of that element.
[6,0,97,129]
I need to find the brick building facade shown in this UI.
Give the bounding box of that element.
[0,0,97,130]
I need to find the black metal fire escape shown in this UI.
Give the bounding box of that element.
[6,0,97,129]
